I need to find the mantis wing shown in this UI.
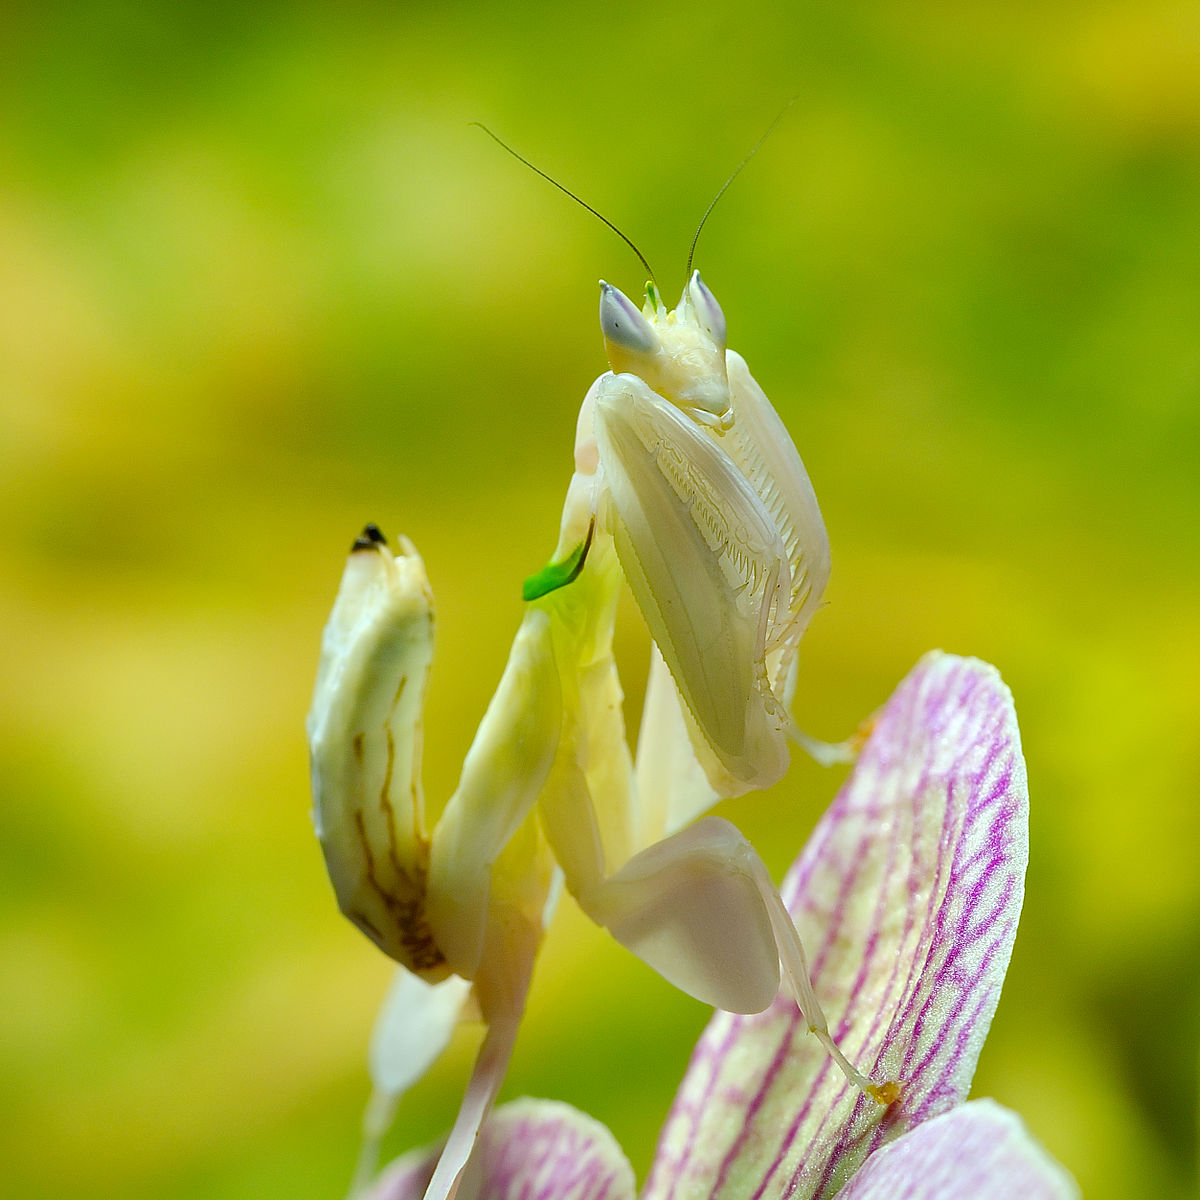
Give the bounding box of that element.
[594,372,791,796]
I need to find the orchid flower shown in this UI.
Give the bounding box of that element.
[360,653,1079,1200]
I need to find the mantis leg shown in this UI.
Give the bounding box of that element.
[421,847,546,1200]
[420,1015,521,1200]
[788,719,860,767]
[349,971,473,1200]
[413,611,562,1200]
[574,817,782,1014]
[722,348,831,675]
[425,608,562,978]
[572,816,890,1100]
[754,854,892,1101]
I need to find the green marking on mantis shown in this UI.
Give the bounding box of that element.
[521,517,596,602]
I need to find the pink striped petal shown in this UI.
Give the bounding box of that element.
[646,653,1029,1200]
[368,1098,636,1200]
[836,1100,1079,1199]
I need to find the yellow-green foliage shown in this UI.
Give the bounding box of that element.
[1,4,1196,1199]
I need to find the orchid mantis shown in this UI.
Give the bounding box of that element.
[307,272,896,1200]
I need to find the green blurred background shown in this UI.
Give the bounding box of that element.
[2,2,1197,1197]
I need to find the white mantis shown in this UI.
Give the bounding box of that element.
[308,265,897,1200]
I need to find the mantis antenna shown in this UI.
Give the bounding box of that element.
[472,122,659,290]
[684,96,799,280]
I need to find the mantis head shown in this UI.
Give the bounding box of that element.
[599,271,732,429]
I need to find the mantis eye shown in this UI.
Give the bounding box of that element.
[600,281,659,355]
[686,270,727,350]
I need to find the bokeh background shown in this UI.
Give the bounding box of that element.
[2,2,1198,1197]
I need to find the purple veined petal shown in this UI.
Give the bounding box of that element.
[368,1098,637,1200]
[645,653,1030,1200]
[835,1099,1079,1200]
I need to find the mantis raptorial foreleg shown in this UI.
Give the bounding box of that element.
[574,817,795,1015]
[570,815,889,1100]
[594,370,792,795]
[721,347,831,667]
[424,609,560,977]
[307,528,443,972]
[309,529,564,1200]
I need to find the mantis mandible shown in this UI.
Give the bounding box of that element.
[307,142,896,1200]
